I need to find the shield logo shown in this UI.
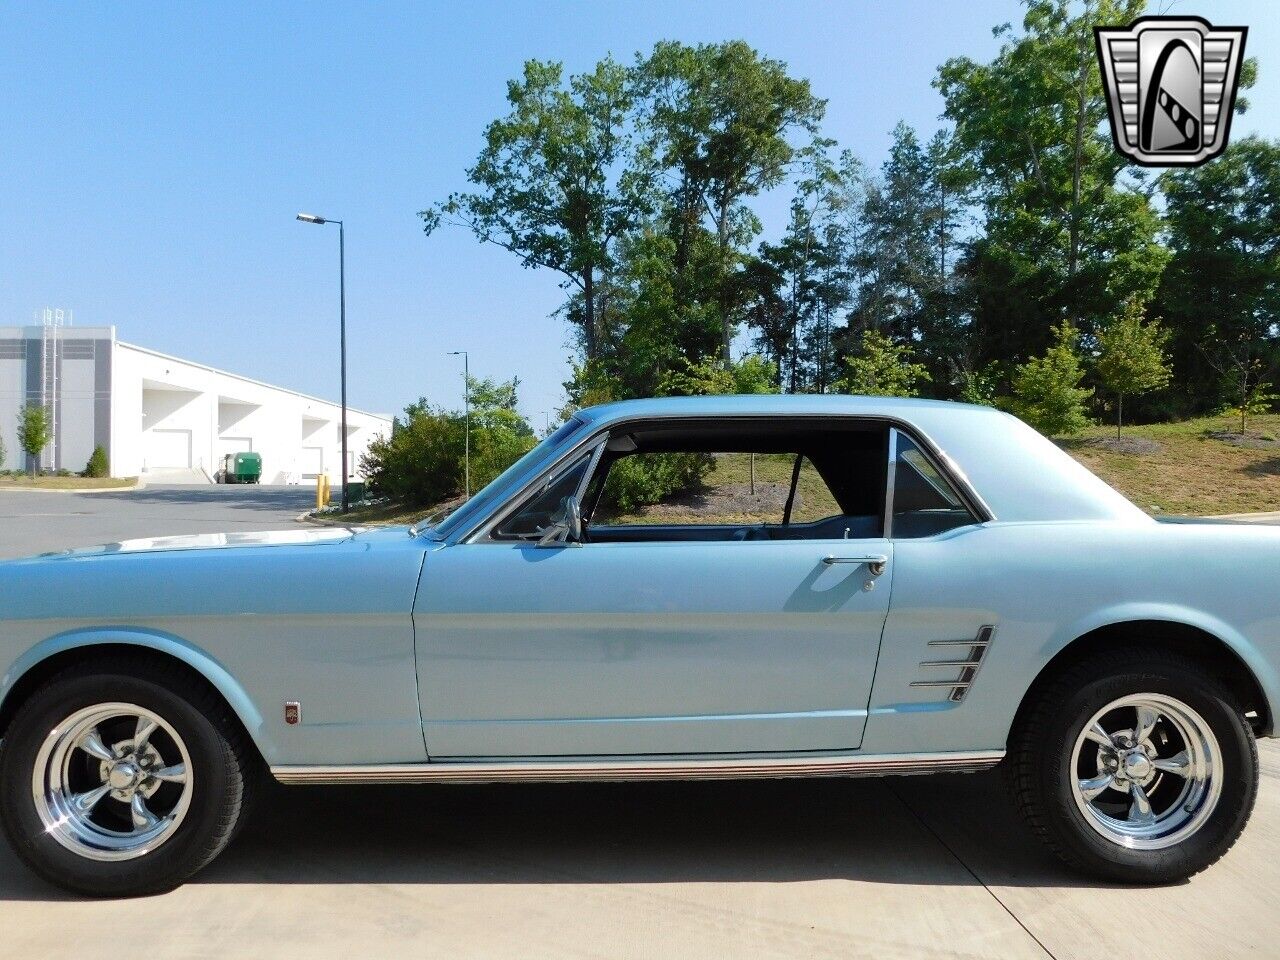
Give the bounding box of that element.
[1095,16,1247,166]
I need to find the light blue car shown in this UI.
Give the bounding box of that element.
[1,395,1275,895]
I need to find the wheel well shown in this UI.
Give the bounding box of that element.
[0,644,261,759]
[1012,620,1270,740]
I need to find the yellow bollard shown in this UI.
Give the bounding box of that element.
[316,474,331,510]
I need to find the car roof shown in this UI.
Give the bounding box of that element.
[576,393,991,423]
[575,394,1150,525]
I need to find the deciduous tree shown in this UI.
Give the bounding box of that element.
[17,404,51,476]
[639,40,826,365]
[1095,301,1172,436]
[422,57,656,360]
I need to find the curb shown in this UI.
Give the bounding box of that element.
[0,480,144,494]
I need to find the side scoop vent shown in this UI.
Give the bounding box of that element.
[909,625,995,703]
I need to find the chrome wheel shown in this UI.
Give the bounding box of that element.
[1071,693,1222,850]
[31,702,193,862]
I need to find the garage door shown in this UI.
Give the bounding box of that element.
[300,446,324,479]
[217,436,252,462]
[145,429,192,470]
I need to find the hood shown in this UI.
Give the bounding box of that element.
[25,526,367,561]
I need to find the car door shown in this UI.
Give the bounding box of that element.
[412,420,894,758]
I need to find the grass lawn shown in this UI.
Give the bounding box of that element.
[0,474,138,490]
[1062,412,1280,516]
[309,412,1280,527]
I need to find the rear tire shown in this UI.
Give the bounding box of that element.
[1008,647,1257,883]
[0,659,251,897]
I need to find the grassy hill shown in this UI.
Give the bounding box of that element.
[1063,413,1280,516]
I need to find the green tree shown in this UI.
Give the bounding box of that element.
[82,445,110,479]
[18,404,51,476]
[1154,137,1280,421]
[748,147,863,392]
[422,56,657,360]
[656,354,779,397]
[957,363,1001,407]
[365,380,536,505]
[1219,375,1278,435]
[937,0,1167,365]
[836,330,930,398]
[640,40,826,365]
[1010,322,1093,436]
[1095,300,1172,436]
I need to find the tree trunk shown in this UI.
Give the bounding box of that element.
[582,268,597,361]
[717,198,733,368]
[1117,393,1123,438]
[1067,46,1088,283]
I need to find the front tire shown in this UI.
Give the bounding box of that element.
[1009,647,1257,883]
[0,660,251,896]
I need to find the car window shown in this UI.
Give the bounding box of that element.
[576,419,890,543]
[891,431,976,538]
[593,451,845,527]
[433,416,586,538]
[492,449,595,540]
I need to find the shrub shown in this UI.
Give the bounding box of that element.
[1010,322,1094,436]
[82,445,110,478]
[602,452,712,513]
[361,404,536,505]
[361,407,465,504]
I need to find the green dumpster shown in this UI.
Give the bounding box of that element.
[221,451,262,484]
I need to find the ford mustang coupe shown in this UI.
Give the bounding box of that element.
[0,395,1275,895]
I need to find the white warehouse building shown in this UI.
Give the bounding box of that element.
[0,325,391,485]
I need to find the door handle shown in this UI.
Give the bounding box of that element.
[822,554,888,575]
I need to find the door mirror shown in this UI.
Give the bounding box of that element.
[537,495,583,547]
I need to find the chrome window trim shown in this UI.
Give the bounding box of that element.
[884,427,899,539]
[480,438,607,543]
[455,412,994,545]
[271,749,1005,784]
[887,425,986,540]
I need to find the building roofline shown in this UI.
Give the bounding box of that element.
[117,340,391,422]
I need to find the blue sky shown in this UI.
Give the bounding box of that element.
[3,1,1277,423]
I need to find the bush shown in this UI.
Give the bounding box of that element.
[1010,322,1093,436]
[361,405,536,505]
[602,452,712,513]
[361,407,465,504]
[82,445,109,478]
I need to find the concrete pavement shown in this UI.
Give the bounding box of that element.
[0,485,315,560]
[0,486,1278,957]
[1,759,1277,959]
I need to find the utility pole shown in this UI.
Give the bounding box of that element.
[449,350,470,498]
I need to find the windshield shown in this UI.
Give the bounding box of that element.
[428,416,588,539]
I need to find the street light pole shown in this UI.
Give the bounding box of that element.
[296,213,349,513]
[449,350,470,499]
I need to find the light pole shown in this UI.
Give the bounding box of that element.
[296,213,349,513]
[448,350,470,499]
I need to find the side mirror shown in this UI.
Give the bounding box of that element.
[537,495,583,547]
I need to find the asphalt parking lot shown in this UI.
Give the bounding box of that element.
[0,485,1278,958]
[0,484,315,560]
